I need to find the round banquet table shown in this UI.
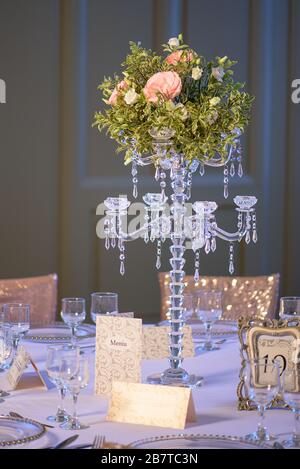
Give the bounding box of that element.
[0,333,294,449]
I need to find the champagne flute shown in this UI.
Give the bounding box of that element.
[196,291,223,350]
[243,359,279,441]
[2,303,30,355]
[90,292,118,324]
[61,298,86,345]
[282,365,300,448]
[60,355,90,430]
[45,344,79,422]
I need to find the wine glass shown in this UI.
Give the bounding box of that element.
[195,291,223,350]
[60,355,90,430]
[279,297,300,320]
[90,292,118,324]
[282,365,300,448]
[45,344,79,422]
[0,326,13,401]
[2,303,30,355]
[243,359,279,441]
[61,298,86,345]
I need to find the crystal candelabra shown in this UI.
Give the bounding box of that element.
[102,128,258,387]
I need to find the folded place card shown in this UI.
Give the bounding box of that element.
[6,346,47,391]
[94,316,142,395]
[107,381,197,429]
[142,325,195,359]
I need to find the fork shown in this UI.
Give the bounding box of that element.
[92,435,105,449]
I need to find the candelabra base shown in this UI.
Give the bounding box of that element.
[147,368,203,388]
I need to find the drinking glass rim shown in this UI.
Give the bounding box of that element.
[91,292,118,297]
[46,344,80,352]
[280,296,300,301]
[2,303,30,309]
[62,297,85,302]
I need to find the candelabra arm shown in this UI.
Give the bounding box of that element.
[212,211,248,242]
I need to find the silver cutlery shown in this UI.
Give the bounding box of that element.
[50,434,79,449]
[92,435,105,449]
[9,411,55,429]
[273,441,285,449]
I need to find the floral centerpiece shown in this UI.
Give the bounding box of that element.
[93,34,253,165]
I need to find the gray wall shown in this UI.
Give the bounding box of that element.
[0,0,299,321]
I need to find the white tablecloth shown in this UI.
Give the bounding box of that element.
[0,336,293,449]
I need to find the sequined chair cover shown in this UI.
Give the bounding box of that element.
[158,273,280,321]
[0,273,58,326]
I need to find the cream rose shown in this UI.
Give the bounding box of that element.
[124,88,139,105]
[143,71,182,104]
[168,37,179,48]
[192,67,203,80]
[211,66,225,82]
[209,96,221,106]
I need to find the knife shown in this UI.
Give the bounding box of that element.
[51,434,79,449]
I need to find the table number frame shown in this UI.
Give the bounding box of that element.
[237,317,300,411]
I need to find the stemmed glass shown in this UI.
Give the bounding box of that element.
[60,355,90,430]
[45,344,79,423]
[279,297,300,320]
[195,291,223,350]
[90,292,118,324]
[282,365,300,448]
[243,359,279,441]
[61,298,86,345]
[0,327,13,401]
[182,294,194,321]
[2,303,30,356]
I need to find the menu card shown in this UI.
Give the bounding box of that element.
[94,316,142,395]
[6,346,47,390]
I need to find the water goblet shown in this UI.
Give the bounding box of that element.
[60,355,90,430]
[195,291,223,351]
[61,298,86,345]
[90,292,118,324]
[45,344,79,423]
[282,365,300,448]
[279,297,300,320]
[243,359,279,441]
[0,326,13,400]
[2,303,30,356]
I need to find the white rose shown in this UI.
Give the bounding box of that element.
[124,88,139,105]
[211,66,225,82]
[209,96,221,106]
[168,37,179,48]
[191,67,203,80]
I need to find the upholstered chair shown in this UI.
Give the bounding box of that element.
[0,273,58,326]
[158,273,280,321]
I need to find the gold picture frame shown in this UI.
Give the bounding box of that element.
[237,317,300,410]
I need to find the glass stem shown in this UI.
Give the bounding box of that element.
[293,409,300,443]
[58,386,66,413]
[71,326,77,346]
[257,404,266,438]
[72,393,79,424]
[12,336,20,353]
[205,322,212,346]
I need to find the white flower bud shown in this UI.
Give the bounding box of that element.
[168,37,179,48]
[124,88,139,105]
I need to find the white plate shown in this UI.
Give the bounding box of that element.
[130,433,270,449]
[24,322,95,343]
[0,416,45,447]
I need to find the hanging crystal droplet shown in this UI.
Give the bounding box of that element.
[194,250,200,283]
[199,163,205,176]
[252,230,258,243]
[111,236,116,248]
[156,256,161,269]
[156,240,162,270]
[223,165,229,199]
[211,237,216,252]
[120,261,125,276]
[105,236,110,250]
[245,230,251,244]
[238,162,243,178]
[205,238,211,254]
[155,166,160,181]
[132,162,138,198]
[228,243,234,275]
[230,162,235,177]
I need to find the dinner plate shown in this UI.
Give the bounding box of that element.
[0,416,45,447]
[130,433,270,449]
[23,322,95,343]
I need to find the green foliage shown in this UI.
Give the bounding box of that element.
[93,36,254,164]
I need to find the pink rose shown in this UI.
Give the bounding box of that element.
[143,71,182,104]
[165,50,194,65]
[108,80,128,106]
